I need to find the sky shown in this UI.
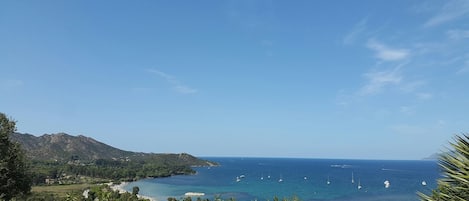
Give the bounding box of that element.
[1,0,469,160]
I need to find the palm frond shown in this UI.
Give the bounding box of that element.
[419,134,469,200]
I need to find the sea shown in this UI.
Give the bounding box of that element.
[124,157,440,201]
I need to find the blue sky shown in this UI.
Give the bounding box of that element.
[1,0,469,159]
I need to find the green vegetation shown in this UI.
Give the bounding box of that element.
[0,113,32,200]
[29,158,196,185]
[32,183,93,197]
[132,186,140,196]
[419,134,469,201]
[9,131,217,185]
[166,195,301,201]
[18,184,149,201]
[0,112,217,200]
[11,132,217,167]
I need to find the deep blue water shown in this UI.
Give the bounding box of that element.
[125,157,440,201]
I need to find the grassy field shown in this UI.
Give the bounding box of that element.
[32,184,96,197]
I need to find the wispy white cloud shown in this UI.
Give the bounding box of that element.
[358,66,433,98]
[412,38,468,75]
[446,29,469,40]
[336,89,355,107]
[147,69,175,82]
[391,120,446,136]
[359,67,403,95]
[146,69,198,94]
[457,59,469,74]
[343,18,368,45]
[437,120,446,128]
[423,0,469,27]
[366,39,410,61]
[400,106,415,115]
[174,86,198,94]
[131,87,154,93]
[391,124,429,135]
[416,92,433,100]
[224,1,275,30]
[454,54,469,74]
[400,80,426,93]
[411,41,451,57]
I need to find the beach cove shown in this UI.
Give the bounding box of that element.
[111,182,157,201]
[123,157,440,201]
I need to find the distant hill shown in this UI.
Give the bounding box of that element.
[423,153,440,160]
[11,132,216,166]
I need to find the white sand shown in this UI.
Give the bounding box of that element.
[110,182,157,201]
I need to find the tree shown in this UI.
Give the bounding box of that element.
[132,186,140,196]
[0,113,31,200]
[419,134,469,200]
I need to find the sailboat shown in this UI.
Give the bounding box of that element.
[384,180,390,188]
[236,176,241,182]
[357,179,362,190]
[278,175,283,182]
[351,172,355,184]
[327,176,331,185]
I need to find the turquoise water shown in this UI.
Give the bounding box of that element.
[125,158,440,201]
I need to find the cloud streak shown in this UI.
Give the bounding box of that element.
[343,18,367,45]
[457,59,469,74]
[359,67,402,95]
[147,69,198,94]
[416,92,433,100]
[423,0,469,27]
[447,29,469,40]
[366,40,410,61]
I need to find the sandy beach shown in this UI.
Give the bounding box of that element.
[110,182,157,201]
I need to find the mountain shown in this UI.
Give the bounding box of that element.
[11,132,131,161]
[423,153,440,160]
[10,132,216,166]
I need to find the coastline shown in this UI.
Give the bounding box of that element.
[110,182,157,201]
[121,158,439,201]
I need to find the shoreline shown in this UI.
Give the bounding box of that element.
[110,182,157,201]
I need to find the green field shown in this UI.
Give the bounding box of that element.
[32,184,96,197]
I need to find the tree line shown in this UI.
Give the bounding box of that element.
[15,184,148,201]
[29,159,195,185]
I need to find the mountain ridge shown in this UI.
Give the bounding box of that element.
[10,132,216,166]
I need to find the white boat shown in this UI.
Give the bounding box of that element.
[239,175,245,178]
[422,181,427,186]
[357,179,362,190]
[384,180,390,188]
[278,178,283,182]
[185,192,205,196]
[351,172,355,184]
[327,176,331,185]
[304,176,308,180]
[236,177,241,182]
